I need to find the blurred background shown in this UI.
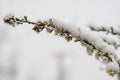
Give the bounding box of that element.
[0,0,120,80]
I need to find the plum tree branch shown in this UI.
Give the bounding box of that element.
[3,14,120,80]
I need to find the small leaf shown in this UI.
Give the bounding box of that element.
[95,51,102,60]
[55,28,61,35]
[32,26,40,33]
[24,16,27,21]
[107,69,116,77]
[86,46,94,56]
[65,36,72,42]
[46,27,53,33]
[74,36,81,42]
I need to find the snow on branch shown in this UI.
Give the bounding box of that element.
[88,24,120,36]
[3,14,120,80]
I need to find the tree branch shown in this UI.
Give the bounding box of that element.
[3,14,120,80]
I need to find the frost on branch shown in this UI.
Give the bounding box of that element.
[3,14,120,80]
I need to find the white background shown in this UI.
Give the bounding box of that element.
[0,0,120,80]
